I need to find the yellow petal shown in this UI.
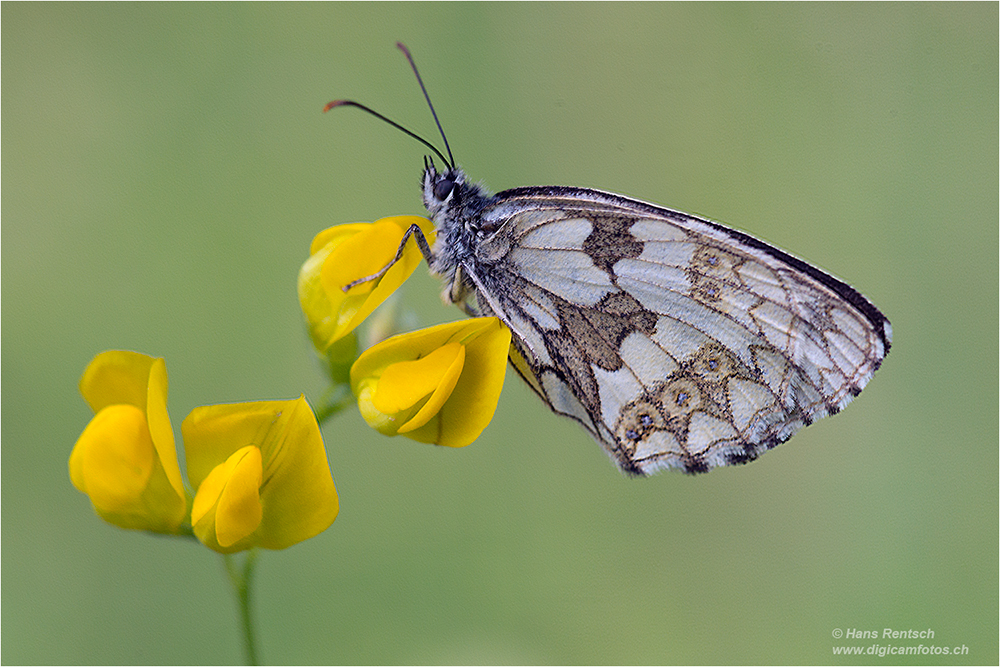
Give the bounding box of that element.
[70,404,188,533]
[323,219,407,300]
[302,216,434,349]
[70,405,154,509]
[373,342,465,413]
[190,441,266,553]
[397,344,465,434]
[351,318,512,448]
[355,380,399,437]
[215,447,263,546]
[326,217,434,329]
[79,350,155,413]
[190,458,225,528]
[183,396,338,552]
[145,357,186,502]
[72,351,188,533]
[298,238,344,353]
[308,222,373,257]
[433,319,512,447]
[254,397,339,550]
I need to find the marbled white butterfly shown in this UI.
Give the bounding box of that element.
[327,43,891,475]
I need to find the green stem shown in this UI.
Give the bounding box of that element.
[224,550,260,665]
[314,384,354,425]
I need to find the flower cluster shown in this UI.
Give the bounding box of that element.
[72,215,511,553]
[70,351,338,553]
[68,206,514,661]
[298,216,512,449]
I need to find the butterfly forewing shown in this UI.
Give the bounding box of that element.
[461,186,890,475]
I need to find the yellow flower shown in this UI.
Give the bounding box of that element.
[351,317,512,448]
[184,396,338,553]
[298,216,435,357]
[69,351,188,534]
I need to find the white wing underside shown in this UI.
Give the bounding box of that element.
[461,188,890,475]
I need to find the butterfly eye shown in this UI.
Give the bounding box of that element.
[433,178,456,201]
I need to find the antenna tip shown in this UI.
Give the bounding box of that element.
[323,100,348,113]
[396,42,411,57]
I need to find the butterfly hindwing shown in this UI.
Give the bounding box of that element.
[462,186,891,475]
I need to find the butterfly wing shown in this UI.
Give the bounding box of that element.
[463,186,891,475]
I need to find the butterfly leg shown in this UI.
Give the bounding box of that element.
[342,224,435,292]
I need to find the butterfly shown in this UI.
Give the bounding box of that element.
[326,43,891,475]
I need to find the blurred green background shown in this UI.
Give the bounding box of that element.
[3,3,997,665]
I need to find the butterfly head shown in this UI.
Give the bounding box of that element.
[423,158,465,220]
[421,159,491,231]
[421,159,461,220]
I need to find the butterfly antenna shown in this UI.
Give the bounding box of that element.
[323,100,452,169]
[396,42,455,170]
